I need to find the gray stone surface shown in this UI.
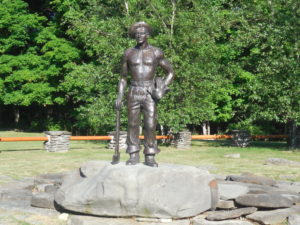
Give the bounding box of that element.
[261,191,300,203]
[246,206,300,225]
[216,200,235,209]
[206,207,257,221]
[192,217,255,225]
[224,153,240,159]
[0,178,59,217]
[288,215,300,225]
[212,174,227,181]
[275,181,300,193]
[226,173,276,186]
[236,193,298,208]
[245,183,282,194]
[45,184,59,193]
[31,192,55,209]
[55,161,219,218]
[265,158,300,167]
[218,183,249,200]
[0,175,15,184]
[0,178,33,202]
[67,215,190,225]
[34,172,68,186]
[35,184,49,192]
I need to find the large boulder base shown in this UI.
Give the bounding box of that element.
[55,161,219,219]
[68,215,190,225]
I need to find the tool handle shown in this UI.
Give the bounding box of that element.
[115,109,120,154]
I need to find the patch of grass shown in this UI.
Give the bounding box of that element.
[0,130,299,182]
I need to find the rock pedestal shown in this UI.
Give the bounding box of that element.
[172,131,192,148]
[55,161,219,219]
[44,131,71,152]
[107,131,127,150]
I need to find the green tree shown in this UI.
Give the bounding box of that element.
[0,0,80,128]
[53,0,241,133]
[222,0,299,146]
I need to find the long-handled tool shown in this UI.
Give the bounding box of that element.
[111,108,120,164]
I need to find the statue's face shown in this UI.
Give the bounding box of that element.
[135,27,148,44]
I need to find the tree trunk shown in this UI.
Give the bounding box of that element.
[124,0,129,15]
[160,124,164,135]
[201,121,210,135]
[46,106,53,119]
[202,122,207,135]
[207,121,211,135]
[14,107,20,125]
[288,120,300,150]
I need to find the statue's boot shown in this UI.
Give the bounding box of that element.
[126,152,140,165]
[145,154,158,167]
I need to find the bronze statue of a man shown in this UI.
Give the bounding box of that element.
[115,22,174,167]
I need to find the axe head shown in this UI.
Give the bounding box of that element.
[111,152,120,164]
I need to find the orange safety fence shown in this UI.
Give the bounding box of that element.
[0,137,48,142]
[70,136,112,141]
[191,135,232,140]
[0,134,288,142]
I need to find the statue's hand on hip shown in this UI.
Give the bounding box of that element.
[151,77,170,102]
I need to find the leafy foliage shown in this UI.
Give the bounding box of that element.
[0,0,298,137]
[0,0,80,129]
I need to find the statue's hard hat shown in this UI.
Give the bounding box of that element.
[129,21,152,38]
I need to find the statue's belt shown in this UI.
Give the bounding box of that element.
[130,80,154,87]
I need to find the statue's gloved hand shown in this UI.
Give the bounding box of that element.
[115,97,123,110]
[151,77,170,101]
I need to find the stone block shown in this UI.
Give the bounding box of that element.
[31,192,55,209]
[192,217,255,225]
[226,173,276,186]
[246,206,300,225]
[224,153,240,159]
[206,207,257,221]
[216,200,235,209]
[288,215,300,225]
[265,158,300,167]
[235,193,296,208]
[218,183,249,200]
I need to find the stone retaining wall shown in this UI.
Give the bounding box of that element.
[43,131,71,152]
[107,131,127,150]
[231,130,251,147]
[171,131,191,148]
